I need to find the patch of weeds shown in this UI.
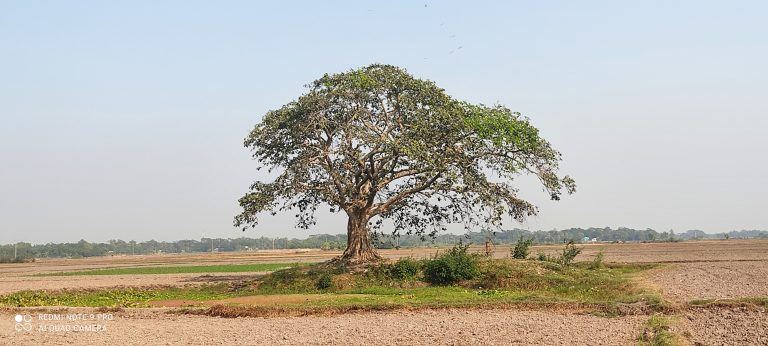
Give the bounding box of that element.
[476,289,508,297]
[589,251,605,270]
[558,240,582,268]
[637,314,678,346]
[316,273,333,290]
[511,236,535,259]
[0,284,255,308]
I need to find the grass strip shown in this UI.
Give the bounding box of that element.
[33,263,299,277]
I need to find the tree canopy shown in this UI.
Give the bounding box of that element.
[235,64,575,262]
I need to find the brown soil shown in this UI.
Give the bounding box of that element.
[680,306,768,345]
[649,261,768,301]
[0,308,646,345]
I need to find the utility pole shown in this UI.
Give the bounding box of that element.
[14,243,18,259]
[211,238,214,253]
[272,238,275,250]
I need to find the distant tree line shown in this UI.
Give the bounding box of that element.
[373,228,768,248]
[1,228,766,261]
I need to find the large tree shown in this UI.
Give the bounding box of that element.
[235,64,575,263]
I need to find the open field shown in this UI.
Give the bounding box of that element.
[0,308,647,346]
[1,239,767,345]
[35,263,300,277]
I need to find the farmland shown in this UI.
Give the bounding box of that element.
[1,239,767,345]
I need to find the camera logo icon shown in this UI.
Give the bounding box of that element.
[14,314,33,332]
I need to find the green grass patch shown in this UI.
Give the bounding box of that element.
[2,258,663,315]
[0,284,257,308]
[252,258,663,312]
[637,314,679,346]
[34,263,300,277]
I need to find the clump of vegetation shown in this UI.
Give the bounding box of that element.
[423,244,480,285]
[558,240,582,268]
[0,257,25,263]
[637,315,678,346]
[0,259,661,316]
[533,241,582,269]
[388,257,421,280]
[316,273,333,290]
[511,236,535,259]
[589,251,605,270]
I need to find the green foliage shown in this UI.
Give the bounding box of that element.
[388,257,421,280]
[637,315,678,346]
[0,284,250,308]
[558,240,583,268]
[0,257,29,263]
[511,236,534,259]
[316,273,333,290]
[589,251,605,270]
[423,244,480,285]
[234,64,575,261]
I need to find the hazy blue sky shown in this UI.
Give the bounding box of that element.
[1,1,766,244]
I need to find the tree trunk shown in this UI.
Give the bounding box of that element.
[341,211,381,263]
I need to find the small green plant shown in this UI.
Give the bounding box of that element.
[558,240,582,268]
[316,273,333,290]
[637,315,677,346]
[589,251,604,270]
[389,257,421,280]
[536,252,551,262]
[511,236,535,259]
[423,243,479,285]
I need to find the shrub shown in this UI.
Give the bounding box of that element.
[558,240,582,268]
[424,244,479,285]
[0,257,30,264]
[589,251,604,270]
[316,273,333,290]
[511,236,535,259]
[389,258,420,280]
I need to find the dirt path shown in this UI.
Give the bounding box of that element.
[0,308,645,345]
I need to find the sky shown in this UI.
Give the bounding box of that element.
[1,1,766,244]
